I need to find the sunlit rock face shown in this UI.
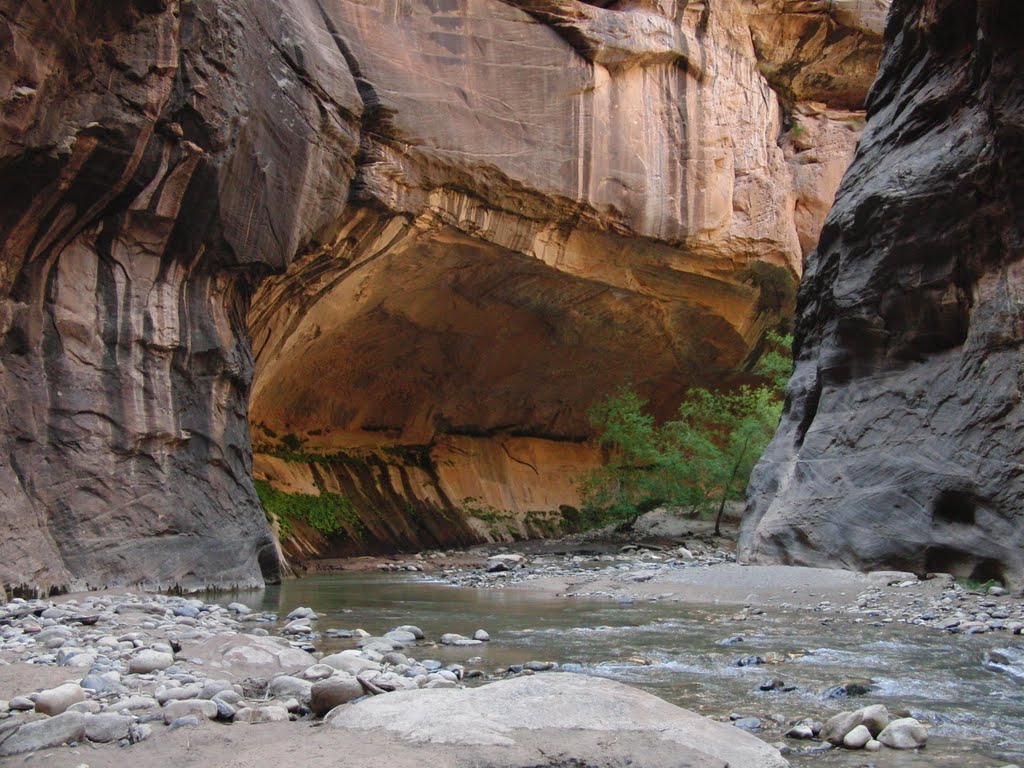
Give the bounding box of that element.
[741,0,1024,590]
[248,0,885,560]
[0,0,884,591]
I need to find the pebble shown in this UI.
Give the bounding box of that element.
[128,649,174,674]
[842,724,872,749]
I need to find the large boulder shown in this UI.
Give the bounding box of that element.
[327,673,787,768]
[0,712,86,756]
[180,634,315,679]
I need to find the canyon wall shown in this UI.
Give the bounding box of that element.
[246,0,885,561]
[740,0,1024,589]
[0,0,883,592]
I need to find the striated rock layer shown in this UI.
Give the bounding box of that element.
[740,0,1024,589]
[247,0,884,560]
[0,0,884,592]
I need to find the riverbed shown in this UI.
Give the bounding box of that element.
[219,572,1024,767]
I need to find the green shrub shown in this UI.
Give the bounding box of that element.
[253,479,359,540]
[578,332,792,534]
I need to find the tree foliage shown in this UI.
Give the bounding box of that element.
[578,332,792,534]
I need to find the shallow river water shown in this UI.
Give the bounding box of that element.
[220,573,1024,767]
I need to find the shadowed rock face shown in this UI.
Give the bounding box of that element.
[0,0,884,592]
[0,0,362,593]
[740,0,1024,589]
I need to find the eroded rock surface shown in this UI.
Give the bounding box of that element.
[741,0,1024,589]
[0,0,886,591]
[245,0,885,560]
[327,673,789,768]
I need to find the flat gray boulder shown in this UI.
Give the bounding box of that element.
[0,711,86,756]
[181,634,315,679]
[327,673,787,768]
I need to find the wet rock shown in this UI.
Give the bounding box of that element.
[390,625,425,640]
[383,630,418,647]
[842,724,872,749]
[820,679,875,699]
[440,633,482,647]
[819,710,864,745]
[859,704,890,736]
[473,629,490,642]
[487,554,526,573]
[735,655,764,667]
[785,724,815,740]
[878,717,927,749]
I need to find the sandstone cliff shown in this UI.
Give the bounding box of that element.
[740,0,1024,589]
[0,0,883,592]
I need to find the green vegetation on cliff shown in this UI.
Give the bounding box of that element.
[253,479,360,540]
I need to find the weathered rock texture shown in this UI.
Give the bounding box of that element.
[1,0,884,591]
[0,0,363,593]
[740,0,1024,589]
[246,0,885,560]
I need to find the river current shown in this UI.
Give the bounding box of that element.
[219,573,1024,767]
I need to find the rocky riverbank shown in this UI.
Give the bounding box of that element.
[415,515,1024,638]
[0,589,787,767]
[3,518,1023,766]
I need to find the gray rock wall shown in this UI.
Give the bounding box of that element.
[740,0,1024,590]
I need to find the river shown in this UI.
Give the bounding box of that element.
[218,572,1024,767]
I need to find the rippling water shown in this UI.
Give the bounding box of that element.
[216,573,1024,766]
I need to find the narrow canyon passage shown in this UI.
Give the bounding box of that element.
[0,0,882,592]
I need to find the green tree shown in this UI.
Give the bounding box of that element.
[579,332,791,535]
